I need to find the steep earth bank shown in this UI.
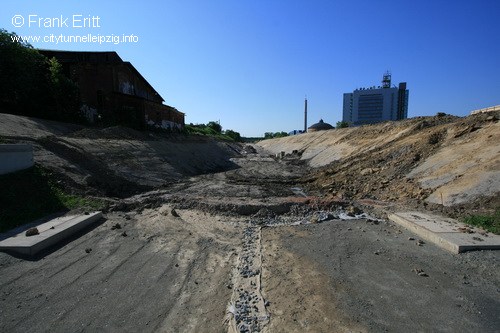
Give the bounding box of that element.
[0,113,241,198]
[257,112,500,219]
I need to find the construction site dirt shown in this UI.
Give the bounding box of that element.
[0,112,499,332]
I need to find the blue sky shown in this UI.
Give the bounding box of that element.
[2,0,499,137]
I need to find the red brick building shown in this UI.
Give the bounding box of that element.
[39,50,184,130]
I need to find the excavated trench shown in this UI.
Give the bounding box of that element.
[102,148,367,333]
[111,150,379,333]
[2,114,500,332]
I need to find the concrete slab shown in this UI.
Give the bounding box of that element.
[389,211,500,254]
[0,212,102,256]
[0,144,34,175]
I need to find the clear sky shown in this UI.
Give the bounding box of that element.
[2,0,499,137]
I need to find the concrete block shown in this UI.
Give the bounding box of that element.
[0,212,102,256]
[389,211,500,254]
[0,144,34,175]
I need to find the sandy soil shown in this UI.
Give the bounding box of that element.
[1,112,499,332]
[261,221,500,332]
[2,206,498,332]
[0,207,241,332]
[0,114,241,197]
[258,112,500,212]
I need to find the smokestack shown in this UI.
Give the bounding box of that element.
[304,97,308,133]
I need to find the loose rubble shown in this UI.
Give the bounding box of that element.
[226,225,269,332]
[25,228,39,237]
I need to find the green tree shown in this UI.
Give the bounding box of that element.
[207,121,222,134]
[336,121,349,128]
[0,29,83,123]
[224,129,241,142]
[0,29,52,116]
[47,57,81,122]
[263,131,288,139]
[273,131,288,138]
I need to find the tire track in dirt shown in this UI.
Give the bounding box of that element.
[53,241,175,329]
[0,235,124,302]
[4,242,148,331]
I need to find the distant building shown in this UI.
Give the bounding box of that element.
[288,130,304,136]
[308,119,334,132]
[470,105,500,115]
[342,72,409,126]
[39,50,184,130]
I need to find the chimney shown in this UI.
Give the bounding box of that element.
[304,97,308,133]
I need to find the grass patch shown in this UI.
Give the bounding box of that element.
[0,165,104,233]
[462,209,500,234]
[183,124,236,141]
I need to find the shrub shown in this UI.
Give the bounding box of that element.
[428,131,445,145]
[462,210,500,235]
[336,121,349,128]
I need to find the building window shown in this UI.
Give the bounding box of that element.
[358,94,383,123]
[97,90,104,110]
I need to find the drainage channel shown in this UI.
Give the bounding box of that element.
[225,210,382,332]
[226,224,269,333]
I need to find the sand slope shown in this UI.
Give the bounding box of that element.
[258,113,500,207]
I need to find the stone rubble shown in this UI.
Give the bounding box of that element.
[227,224,269,333]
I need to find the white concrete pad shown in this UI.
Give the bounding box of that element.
[389,211,500,253]
[0,144,34,175]
[0,212,102,256]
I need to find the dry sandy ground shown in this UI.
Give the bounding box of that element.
[1,208,499,332]
[1,113,500,332]
[261,221,500,333]
[2,152,500,332]
[0,207,242,332]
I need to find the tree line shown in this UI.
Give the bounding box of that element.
[183,121,242,142]
[0,29,82,123]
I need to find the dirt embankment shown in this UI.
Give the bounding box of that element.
[258,112,500,217]
[0,113,242,198]
[1,112,499,333]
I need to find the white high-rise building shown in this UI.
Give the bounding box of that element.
[342,72,409,126]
